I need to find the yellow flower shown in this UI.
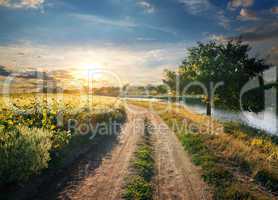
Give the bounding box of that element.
[251,138,263,146]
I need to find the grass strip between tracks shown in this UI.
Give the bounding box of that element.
[123,118,154,200]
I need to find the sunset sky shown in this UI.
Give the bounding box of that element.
[0,0,277,86]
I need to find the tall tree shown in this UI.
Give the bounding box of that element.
[163,40,271,115]
[163,70,178,94]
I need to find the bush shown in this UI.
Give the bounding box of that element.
[0,126,52,184]
[51,130,71,151]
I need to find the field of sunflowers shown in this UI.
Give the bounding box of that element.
[0,93,126,186]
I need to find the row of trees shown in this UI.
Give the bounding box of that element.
[163,39,272,115]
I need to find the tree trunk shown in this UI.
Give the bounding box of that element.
[206,98,212,116]
[258,74,264,93]
[206,84,212,116]
[258,73,265,110]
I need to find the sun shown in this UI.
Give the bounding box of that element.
[72,63,103,82]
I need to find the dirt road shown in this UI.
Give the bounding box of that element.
[53,107,144,200]
[147,110,211,200]
[34,105,211,200]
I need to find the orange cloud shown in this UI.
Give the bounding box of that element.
[271,7,278,14]
[228,0,254,10]
[238,8,257,21]
[0,0,44,9]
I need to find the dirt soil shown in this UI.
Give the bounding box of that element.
[147,109,212,200]
[27,105,211,200]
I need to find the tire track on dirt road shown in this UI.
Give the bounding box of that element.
[142,107,212,200]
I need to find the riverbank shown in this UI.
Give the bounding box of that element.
[129,101,278,199]
[124,96,278,135]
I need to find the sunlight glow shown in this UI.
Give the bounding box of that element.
[72,63,103,84]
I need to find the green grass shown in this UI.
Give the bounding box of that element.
[123,119,154,200]
[122,176,152,200]
[132,145,154,181]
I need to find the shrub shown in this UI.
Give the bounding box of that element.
[0,126,52,184]
[51,130,71,151]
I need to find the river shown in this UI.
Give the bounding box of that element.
[125,96,278,135]
[181,99,278,135]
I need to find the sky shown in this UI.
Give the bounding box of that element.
[0,0,277,86]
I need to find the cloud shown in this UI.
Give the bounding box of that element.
[228,21,278,65]
[0,0,44,9]
[136,37,156,41]
[209,20,278,44]
[50,70,74,81]
[137,1,155,13]
[236,22,278,42]
[72,14,136,28]
[0,65,11,76]
[0,65,55,80]
[228,21,278,48]
[217,11,230,29]
[11,69,72,81]
[179,0,210,15]
[269,47,278,66]
[271,7,278,14]
[72,13,177,35]
[237,8,257,21]
[207,34,228,42]
[228,0,254,10]
[14,70,53,80]
[272,47,278,54]
[0,42,188,85]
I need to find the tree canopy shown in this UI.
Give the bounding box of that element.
[163,39,271,113]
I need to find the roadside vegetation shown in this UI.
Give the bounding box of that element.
[0,94,126,193]
[123,118,154,200]
[130,101,278,200]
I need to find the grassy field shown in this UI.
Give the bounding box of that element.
[130,101,278,200]
[0,94,126,191]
